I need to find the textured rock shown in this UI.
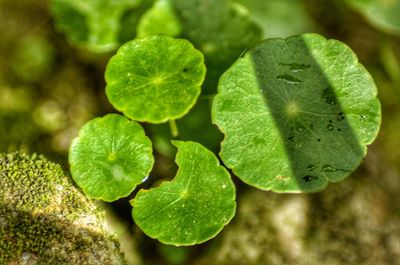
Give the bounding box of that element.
[0,152,126,265]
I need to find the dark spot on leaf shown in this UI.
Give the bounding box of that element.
[360,115,368,121]
[182,67,189,73]
[287,136,295,142]
[317,138,321,142]
[337,112,345,121]
[306,165,315,171]
[327,124,334,131]
[322,86,337,105]
[303,175,318,182]
[337,128,341,131]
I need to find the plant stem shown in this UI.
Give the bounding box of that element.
[169,119,179,138]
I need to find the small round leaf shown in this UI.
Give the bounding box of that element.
[69,114,154,202]
[212,33,381,192]
[105,35,206,123]
[131,141,236,246]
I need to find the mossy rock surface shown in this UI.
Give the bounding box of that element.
[0,152,126,265]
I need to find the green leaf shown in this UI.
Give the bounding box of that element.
[69,114,154,202]
[137,0,182,38]
[105,35,206,123]
[235,0,314,38]
[346,0,400,35]
[50,0,142,52]
[212,33,381,192]
[136,0,262,93]
[131,141,236,246]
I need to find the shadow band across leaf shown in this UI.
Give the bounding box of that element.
[213,34,380,193]
[249,35,365,191]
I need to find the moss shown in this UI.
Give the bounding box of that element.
[0,152,126,265]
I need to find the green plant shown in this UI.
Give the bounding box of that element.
[65,28,381,247]
[4,0,387,253]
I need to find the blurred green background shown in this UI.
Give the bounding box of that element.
[1,0,400,264]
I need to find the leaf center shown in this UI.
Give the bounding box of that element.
[286,101,300,117]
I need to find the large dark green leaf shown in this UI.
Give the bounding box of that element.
[212,33,381,192]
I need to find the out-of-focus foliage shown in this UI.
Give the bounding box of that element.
[235,0,314,38]
[347,0,400,36]
[50,0,143,52]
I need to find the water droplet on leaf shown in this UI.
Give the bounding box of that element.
[303,175,318,182]
[322,87,337,105]
[337,112,345,121]
[322,164,337,172]
[276,74,301,84]
[306,165,316,171]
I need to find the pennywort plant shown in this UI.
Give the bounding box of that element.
[54,0,383,247]
[68,33,381,246]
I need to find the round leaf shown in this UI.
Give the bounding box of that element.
[136,0,262,94]
[137,0,182,38]
[69,114,154,202]
[131,141,236,246]
[347,0,400,35]
[235,0,314,38]
[105,35,206,123]
[212,33,381,192]
[50,0,141,53]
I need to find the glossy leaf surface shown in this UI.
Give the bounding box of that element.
[212,33,381,192]
[132,141,236,245]
[105,35,206,123]
[69,114,154,201]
